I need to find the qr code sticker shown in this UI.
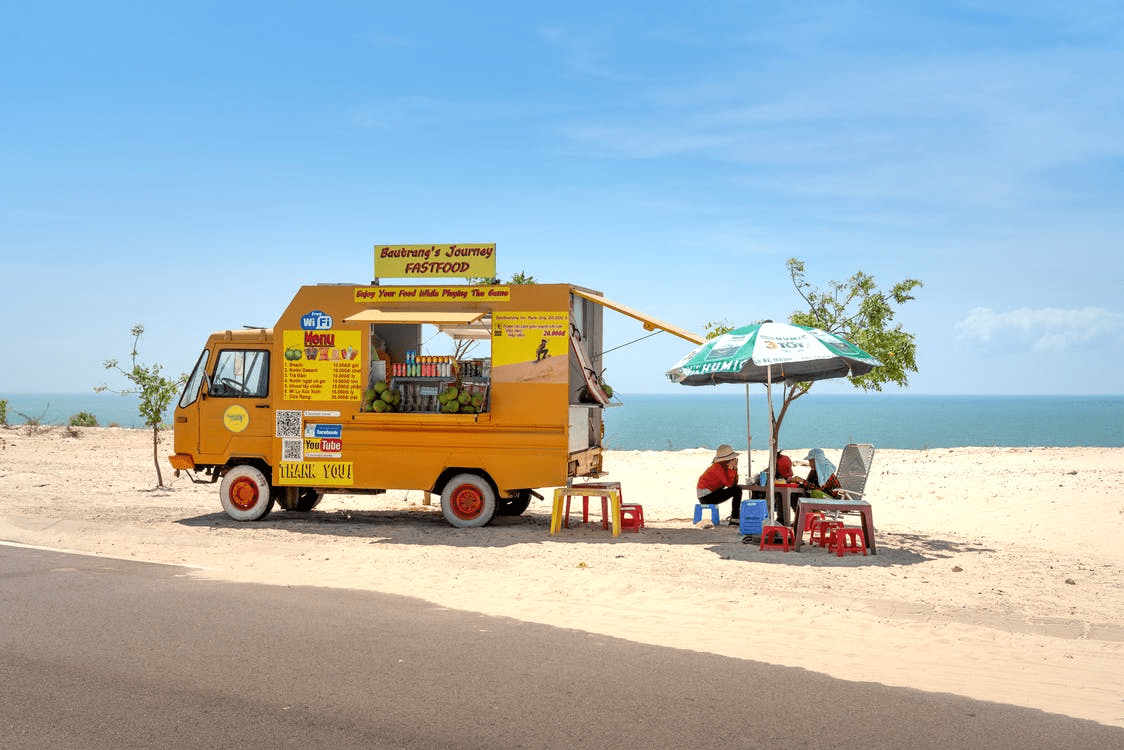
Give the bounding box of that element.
[276,409,302,438]
[281,438,303,462]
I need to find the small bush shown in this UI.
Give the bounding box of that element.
[0,399,7,425]
[69,411,99,427]
[16,406,51,436]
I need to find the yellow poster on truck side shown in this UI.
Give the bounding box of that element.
[490,311,569,384]
[281,329,363,401]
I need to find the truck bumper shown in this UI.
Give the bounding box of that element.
[169,453,196,471]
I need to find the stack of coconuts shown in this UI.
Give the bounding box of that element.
[438,384,486,413]
[361,381,402,412]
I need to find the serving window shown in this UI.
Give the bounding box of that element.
[348,312,492,415]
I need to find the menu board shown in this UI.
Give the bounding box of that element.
[281,329,363,401]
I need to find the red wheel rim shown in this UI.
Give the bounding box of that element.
[229,476,260,511]
[450,484,484,520]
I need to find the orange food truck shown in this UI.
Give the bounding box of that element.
[169,245,702,528]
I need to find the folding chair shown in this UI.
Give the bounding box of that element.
[835,443,875,501]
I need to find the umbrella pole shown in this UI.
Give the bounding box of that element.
[744,383,752,484]
[767,366,777,524]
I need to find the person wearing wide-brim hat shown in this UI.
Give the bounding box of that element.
[697,444,743,525]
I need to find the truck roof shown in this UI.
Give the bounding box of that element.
[208,328,273,343]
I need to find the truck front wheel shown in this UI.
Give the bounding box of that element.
[440,474,496,528]
[220,465,275,521]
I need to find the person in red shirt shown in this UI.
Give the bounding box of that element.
[771,450,798,522]
[776,451,794,481]
[697,444,743,525]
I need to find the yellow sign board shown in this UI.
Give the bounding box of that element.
[374,244,497,279]
[278,461,354,486]
[354,285,509,304]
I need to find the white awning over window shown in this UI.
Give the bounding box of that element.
[436,318,492,340]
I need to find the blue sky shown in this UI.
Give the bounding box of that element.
[3,1,1122,396]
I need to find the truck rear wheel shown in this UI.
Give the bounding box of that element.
[440,474,496,528]
[220,465,275,521]
[275,488,322,512]
[293,489,322,512]
[495,489,532,516]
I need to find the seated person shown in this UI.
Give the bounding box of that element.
[798,448,842,498]
[776,451,794,482]
[771,449,799,522]
[755,451,794,487]
[697,444,743,526]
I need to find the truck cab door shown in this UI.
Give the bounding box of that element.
[197,348,274,459]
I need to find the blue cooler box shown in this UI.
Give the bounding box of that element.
[739,499,767,535]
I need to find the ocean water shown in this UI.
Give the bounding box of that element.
[3,392,1121,450]
[602,393,1123,451]
[0,393,162,430]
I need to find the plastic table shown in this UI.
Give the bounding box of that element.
[550,483,623,537]
[748,483,804,526]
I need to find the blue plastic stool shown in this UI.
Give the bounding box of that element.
[738,499,768,535]
[693,504,720,525]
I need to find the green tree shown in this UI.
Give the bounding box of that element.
[706,259,921,462]
[97,325,186,488]
[773,258,921,450]
[468,270,537,285]
[506,270,536,284]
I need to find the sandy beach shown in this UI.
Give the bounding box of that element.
[2,426,1122,728]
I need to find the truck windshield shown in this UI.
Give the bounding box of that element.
[210,350,270,399]
[179,349,211,409]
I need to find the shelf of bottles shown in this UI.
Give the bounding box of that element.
[387,353,490,414]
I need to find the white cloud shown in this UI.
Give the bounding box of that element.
[954,306,1124,352]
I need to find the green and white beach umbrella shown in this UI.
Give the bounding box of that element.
[667,321,881,521]
[667,321,881,387]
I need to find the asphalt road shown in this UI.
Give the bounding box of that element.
[2,544,1121,749]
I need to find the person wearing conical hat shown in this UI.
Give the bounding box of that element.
[697,444,743,526]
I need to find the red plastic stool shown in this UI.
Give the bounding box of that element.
[830,527,868,557]
[800,512,824,540]
[811,520,844,548]
[619,504,644,532]
[759,524,794,551]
